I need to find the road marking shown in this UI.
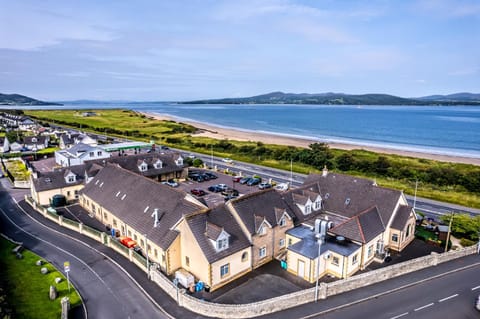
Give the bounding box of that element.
[472,285,480,291]
[390,312,408,319]
[414,303,434,311]
[439,294,458,302]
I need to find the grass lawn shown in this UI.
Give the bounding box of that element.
[0,237,82,318]
[4,159,30,181]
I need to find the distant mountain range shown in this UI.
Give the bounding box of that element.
[0,93,62,106]
[182,91,480,105]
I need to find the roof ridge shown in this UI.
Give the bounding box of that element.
[355,216,366,243]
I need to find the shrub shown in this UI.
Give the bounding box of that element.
[460,238,476,246]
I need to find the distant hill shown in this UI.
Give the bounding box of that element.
[417,92,480,102]
[0,93,62,106]
[182,91,480,105]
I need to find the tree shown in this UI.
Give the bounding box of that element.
[336,153,356,171]
[440,213,480,241]
[192,158,203,167]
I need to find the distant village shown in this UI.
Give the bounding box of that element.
[1,110,418,293]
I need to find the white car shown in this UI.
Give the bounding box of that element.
[476,294,480,311]
[222,158,233,163]
[274,183,289,191]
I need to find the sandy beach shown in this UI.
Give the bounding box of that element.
[142,111,480,166]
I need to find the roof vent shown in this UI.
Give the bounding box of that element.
[336,236,346,245]
[325,193,330,199]
[345,198,350,205]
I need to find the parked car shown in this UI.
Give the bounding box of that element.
[208,185,223,192]
[232,175,242,182]
[247,178,261,186]
[200,173,211,181]
[190,188,206,196]
[274,182,289,191]
[221,188,239,196]
[222,158,233,163]
[239,177,252,184]
[258,182,272,190]
[162,179,179,187]
[476,294,480,311]
[224,194,239,201]
[189,174,204,182]
[203,172,217,179]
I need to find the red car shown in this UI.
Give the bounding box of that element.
[190,188,206,196]
[232,175,242,182]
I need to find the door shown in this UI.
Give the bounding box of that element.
[298,260,305,278]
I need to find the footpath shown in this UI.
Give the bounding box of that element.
[13,198,480,319]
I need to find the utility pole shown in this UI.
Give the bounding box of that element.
[413,179,418,210]
[290,158,293,185]
[445,212,454,253]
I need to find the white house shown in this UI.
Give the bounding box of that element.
[0,137,9,153]
[55,143,110,167]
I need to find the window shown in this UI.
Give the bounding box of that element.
[305,205,311,214]
[140,164,147,172]
[67,191,70,196]
[392,234,398,242]
[185,256,190,267]
[332,256,339,266]
[128,230,132,237]
[89,151,94,157]
[406,224,411,237]
[92,205,96,214]
[134,234,137,241]
[279,217,286,227]
[259,246,267,258]
[217,238,228,251]
[288,238,292,246]
[74,190,79,199]
[162,254,166,263]
[97,151,102,156]
[220,264,230,278]
[314,199,321,210]
[259,225,266,235]
[103,212,107,220]
[154,249,158,258]
[147,244,151,252]
[67,175,75,183]
[367,245,373,258]
[279,238,285,247]
[352,254,358,265]
[113,219,117,227]
[241,252,248,262]
[140,239,144,247]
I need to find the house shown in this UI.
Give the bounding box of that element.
[0,137,9,153]
[80,164,208,276]
[227,189,295,269]
[85,152,187,182]
[23,135,49,151]
[59,132,97,149]
[55,143,110,167]
[176,205,251,290]
[0,112,35,129]
[30,165,86,206]
[9,141,23,152]
[283,168,417,282]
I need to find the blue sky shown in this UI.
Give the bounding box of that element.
[1,0,479,101]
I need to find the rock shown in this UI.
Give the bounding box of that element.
[36,260,43,266]
[15,252,23,259]
[55,277,62,284]
[40,267,48,275]
[49,285,57,300]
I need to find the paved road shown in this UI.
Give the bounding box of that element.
[0,181,171,319]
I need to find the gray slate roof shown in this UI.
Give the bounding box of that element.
[391,205,414,230]
[230,188,294,235]
[81,164,207,250]
[85,153,183,178]
[287,225,360,258]
[186,205,251,263]
[329,206,385,243]
[298,172,402,226]
[33,165,85,192]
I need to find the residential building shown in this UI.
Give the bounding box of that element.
[23,135,49,151]
[55,143,110,167]
[59,132,98,149]
[30,165,86,206]
[0,137,9,153]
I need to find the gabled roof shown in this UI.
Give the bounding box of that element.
[23,135,48,145]
[294,173,402,226]
[33,165,85,192]
[85,153,182,177]
[81,164,206,250]
[391,205,414,230]
[230,188,294,235]
[63,143,100,158]
[329,206,385,243]
[186,205,250,263]
[274,207,290,224]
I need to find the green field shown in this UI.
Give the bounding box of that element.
[24,109,480,208]
[0,238,82,318]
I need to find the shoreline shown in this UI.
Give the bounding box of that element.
[141,111,480,166]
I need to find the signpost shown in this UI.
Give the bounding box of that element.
[64,261,71,293]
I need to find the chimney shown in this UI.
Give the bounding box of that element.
[152,208,159,228]
[322,165,328,177]
[314,219,321,235]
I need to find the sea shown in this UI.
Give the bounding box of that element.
[4,103,480,159]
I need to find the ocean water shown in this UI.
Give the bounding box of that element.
[4,103,480,158]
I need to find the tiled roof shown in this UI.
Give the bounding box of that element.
[81,164,207,250]
[24,135,48,145]
[33,165,85,192]
[329,206,385,243]
[230,188,294,235]
[205,222,223,240]
[391,205,414,230]
[186,205,250,263]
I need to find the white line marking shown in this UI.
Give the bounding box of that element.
[414,303,434,311]
[439,294,458,302]
[472,285,480,291]
[390,312,409,319]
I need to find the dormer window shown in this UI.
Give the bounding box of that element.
[279,217,286,227]
[217,237,228,251]
[259,225,267,235]
[305,204,312,214]
[314,198,322,210]
[32,137,37,143]
[138,161,148,172]
[67,175,75,183]
[175,156,183,166]
[153,159,162,169]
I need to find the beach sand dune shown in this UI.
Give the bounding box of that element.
[142,112,480,166]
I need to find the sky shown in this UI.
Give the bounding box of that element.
[0,0,479,101]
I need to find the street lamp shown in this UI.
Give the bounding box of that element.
[314,233,324,302]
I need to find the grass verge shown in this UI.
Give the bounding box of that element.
[0,237,82,318]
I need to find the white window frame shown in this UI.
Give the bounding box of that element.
[279,238,285,247]
[392,234,398,242]
[220,263,230,278]
[332,256,339,266]
[259,246,267,258]
[352,254,358,265]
